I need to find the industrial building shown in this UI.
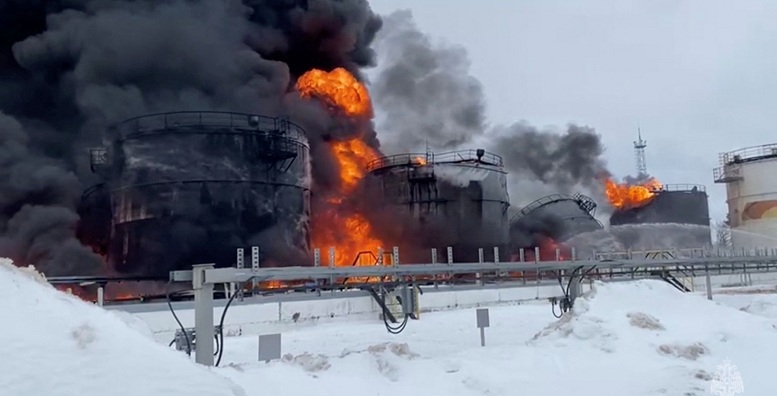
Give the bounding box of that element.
[366,149,510,262]
[609,184,711,247]
[714,143,777,248]
[78,111,311,276]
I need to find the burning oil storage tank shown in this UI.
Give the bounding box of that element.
[367,149,510,262]
[86,111,311,276]
[714,143,777,248]
[609,184,711,247]
[509,194,603,249]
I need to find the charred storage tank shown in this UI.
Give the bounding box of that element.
[509,194,603,249]
[714,144,777,249]
[609,184,711,247]
[87,111,311,276]
[367,149,510,262]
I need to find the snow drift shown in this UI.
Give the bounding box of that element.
[0,258,245,396]
[217,280,777,396]
[531,280,777,394]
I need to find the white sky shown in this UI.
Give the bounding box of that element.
[368,0,777,224]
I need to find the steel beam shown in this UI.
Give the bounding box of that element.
[187,257,777,284]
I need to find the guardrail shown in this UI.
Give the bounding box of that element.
[366,153,430,172]
[718,143,777,165]
[367,149,503,172]
[111,111,307,142]
[658,184,706,192]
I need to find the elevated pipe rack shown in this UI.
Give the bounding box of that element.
[168,248,777,366]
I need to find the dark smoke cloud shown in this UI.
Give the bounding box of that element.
[369,10,612,252]
[0,111,102,275]
[486,122,610,206]
[0,0,382,275]
[370,10,609,204]
[370,10,486,153]
[508,210,565,252]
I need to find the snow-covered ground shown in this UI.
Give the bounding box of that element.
[4,258,777,396]
[0,259,246,396]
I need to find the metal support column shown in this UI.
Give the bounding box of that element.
[568,272,581,307]
[314,248,321,297]
[235,248,244,301]
[193,263,215,366]
[477,248,484,286]
[251,247,260,292]
[705,265,713,301]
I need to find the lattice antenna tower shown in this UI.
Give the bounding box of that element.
[634,128,648,178]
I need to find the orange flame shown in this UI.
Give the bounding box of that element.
[605,177,663,210]
[295,67,373,118]
[295,68,385,266]
[260,280,284,289]
[414,156,427,166]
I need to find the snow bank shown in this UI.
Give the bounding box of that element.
[0,259,245,396]
[217,280,777,396]
[715,289,777,319]
[531,280,777,394]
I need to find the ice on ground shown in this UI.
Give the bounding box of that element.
[0,259,245,396]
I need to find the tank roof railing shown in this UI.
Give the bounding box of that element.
[510,193,599,224]
[366,153,430,172]
[658,183,706,193]
[433,149,503,167]
[111,111,307,142]
[510,194,573,224]
[367,149,503,172]
[719,142,777,165]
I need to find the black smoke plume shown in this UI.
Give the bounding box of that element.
[0,0,382,276]
[370,10,611,251]
[487,122,610,206]
[0,111,102,275]
[370,10,486,153]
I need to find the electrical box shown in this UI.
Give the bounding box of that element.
[174,325,222,354]
[400,285,416,316]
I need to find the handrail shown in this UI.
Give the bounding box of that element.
[110,111,307,142]
[510,193,597,224]
[719,142,777,165]
[366,149,503,172]
[658,184,706,193]
[433,149,503,167]
[366,153,430,172]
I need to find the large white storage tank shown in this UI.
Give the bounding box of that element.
[713,143,777,248]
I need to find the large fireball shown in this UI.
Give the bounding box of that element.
[295,68,384,266]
